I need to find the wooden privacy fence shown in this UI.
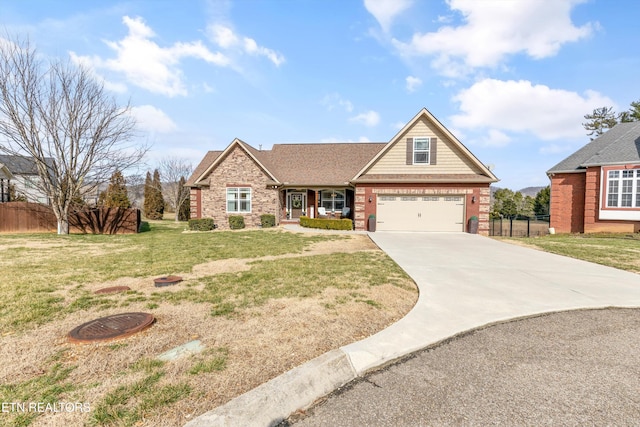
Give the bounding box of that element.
[0,202,140,234]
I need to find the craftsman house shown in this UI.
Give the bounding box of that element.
[187,108,499,234]
[547,121,640,233]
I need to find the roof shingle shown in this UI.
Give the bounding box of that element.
[547,121,640,174]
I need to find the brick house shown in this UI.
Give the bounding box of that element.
[547,121,640,233]
[186,108,499,234]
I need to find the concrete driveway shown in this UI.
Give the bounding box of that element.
[342,232,640,375]
[187,233,640,427]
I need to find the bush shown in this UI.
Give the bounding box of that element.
[228,215,245,230]
[138,221,151,233]
[260,214,276,228]
[299,216,353,230]
[188,218,215,231]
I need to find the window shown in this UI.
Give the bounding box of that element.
[606,169,640,208]
[413,137,430,164]
[227,187,251,213]
[320,190,344,212]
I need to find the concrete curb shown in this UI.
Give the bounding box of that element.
[184,349,357,427]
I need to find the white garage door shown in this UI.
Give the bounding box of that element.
[376,195,465,232]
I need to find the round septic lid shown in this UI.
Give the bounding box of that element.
[68,312,155,343]
[154,275,183,287]
[94,286,131,294]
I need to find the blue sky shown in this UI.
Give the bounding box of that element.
[3,0,639,190]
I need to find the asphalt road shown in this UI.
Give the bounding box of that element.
[287,308,640,426]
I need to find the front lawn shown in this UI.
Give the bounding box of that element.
[0,222,417,426]
[497,233,640,273]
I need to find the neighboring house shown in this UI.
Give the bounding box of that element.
[547,121,640,233]
[0,155,53,204]
[186,108,499,234]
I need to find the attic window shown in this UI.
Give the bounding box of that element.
[414,138,430,164]
[406,137,437,165]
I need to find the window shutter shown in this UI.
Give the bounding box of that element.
[406,138,413,165]
[429,137,437,165]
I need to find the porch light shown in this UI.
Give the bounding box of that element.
[472,196,476,203]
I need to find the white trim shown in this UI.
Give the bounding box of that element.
[352,108,498,182]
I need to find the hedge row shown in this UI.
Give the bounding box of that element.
[188,218,215,231]
[299,216,353,230]
[260,214,276,228]
[228,215,245,230]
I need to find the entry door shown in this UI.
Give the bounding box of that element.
[377,195,464,231]
[289,192,306,219]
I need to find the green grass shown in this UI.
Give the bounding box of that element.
[498,233,640,273]
[150,251,411,317]
[0,220,415,426]
[0,221,345,331]
[0,351,78,427]
[90,371,191,426]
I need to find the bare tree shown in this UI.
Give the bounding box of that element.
[0,34,147,233]
[158,157,193,221]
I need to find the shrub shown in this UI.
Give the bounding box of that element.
[138,221,151,233]
[188,218,215,231]
[299,216,353,230]
[228,215,245,230]
[260,214,276,228]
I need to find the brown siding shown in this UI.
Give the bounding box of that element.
[354,183,490,235]
[200,145,280,230]
[549,173,586,233]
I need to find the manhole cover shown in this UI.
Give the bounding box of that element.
[94,286,131,294]
[154,275,183,287]
[68,312,155,344]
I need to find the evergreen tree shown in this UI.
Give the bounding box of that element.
[533,186,550,216]
[143,170,164,220]
[153,169,165,219]
[583,106,618,140]
[100,170,131,208]
[177,176,190,221]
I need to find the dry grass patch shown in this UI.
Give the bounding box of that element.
[0,224,417,426]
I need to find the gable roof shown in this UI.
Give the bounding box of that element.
[352,108,498,182]
[188,108,498,187]
[189,139,279,186]
[186,150,222,186]
[0,155,54,175]
[188,140,385,187]
[547,121,640,174]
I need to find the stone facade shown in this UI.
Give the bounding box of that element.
[199,146,280,230]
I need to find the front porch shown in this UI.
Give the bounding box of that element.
[282,188,354,222]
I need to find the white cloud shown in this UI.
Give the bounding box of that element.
[450,79,616,141]
[131,105,177,133]
[480,129,512,147]
[71,16,230,97]
[405,75,422,92]
[364,0,413,32]
[321,93,354,113]
[207,24,285,66]
[350,110,381,127]
[393,0,594,77]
